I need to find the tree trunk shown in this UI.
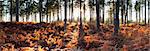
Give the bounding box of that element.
[148,1,150,24]
[57,0,59,21]
[10,0,13,22]
[96,0,100,31]
[59,0,62,21]
[139,5,141,23]
[112,0,115,24]
[136,11,138,23]
[57,8,59,21]
[78,0,84,47]
[46,13,48,22]
[109,0,113,24]
[23,15,25,22]
[130,5,132,22]
[83,0,86,22]
[53,10,55,22]
[114,0,120,36]
[79,0,83,34]
[90,7,92,22]
[71,0,74,22]
[121,1,124,24]
[31,13,33,22]
[141,6,143,22]
[46,0,49,22]
[39,0,42,22]
[125,0,129,24]
[68,0,71,21]
[64,0,67,31]
[102,0,105,23]
[34,13,37,22]
[49,10,51,22]
[145,0,147,24]
[16,0,19,22]
[26,2,29,22]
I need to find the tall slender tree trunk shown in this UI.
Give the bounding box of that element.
[59,0,62,21]
[57,0,59,21]
[141,6,143,22]
[102,0,105,23]
[114,0,120,36]
[99,7,101,24]
[46,0,49,22]
[112,0,115,24]
[71,0,74,22]
[90,7,92,22]
[57,7,59,21]
[46,12,49,22]
[49,10,51,22]
[121,0,124,24]
[148,1,150,24]
[145,0,147,24]
[109,0,113,24]
[114,1,121,50]
[125,0,129,24]
[79,0,83,34]
[68,0,71,21]
[64,0,67,31]
[26,2,28,22]
[78,0,84,47]
[83,0,86,22]
[0,12,1,20]
[23,15,25,22]
[53,10,55,22]
[130,5,132,22]
[34,12,37,22]
[10,0,13,22]
[16,0,19,22]
[39,0,42,22]
[139,5,141,23]
[136,11,138,23]
[96,0,100,31]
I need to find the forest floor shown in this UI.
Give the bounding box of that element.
[0,22,149,51]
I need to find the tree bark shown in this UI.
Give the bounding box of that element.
[96,0,100,31]
[16,0,19,22]
[121,2,124,24]
[57,7,59,21]
[114,0,120,36]
[59,0,62,21]
[145,0,147,24]
[136,11,138,23]
[49,10,51,22]
[79,0,83,34]
[102,0,105,23]
[64,0,67,31]
[125,0,129,24]
[53,10,55,21]
[148,1,150,24]
[130,5,132,22]
[10,0,13,22]
[90,7,92,22]
[68,0,71,21]
[139,4,141,23]
[83,0,86,22]
[57,0,59,21]
[34,13,37,22]
[71,0,74,22]
[39,0,42,22]
[46,0,49,22]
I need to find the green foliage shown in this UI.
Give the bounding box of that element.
[134,1,141,11]
[127,20,133,24]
